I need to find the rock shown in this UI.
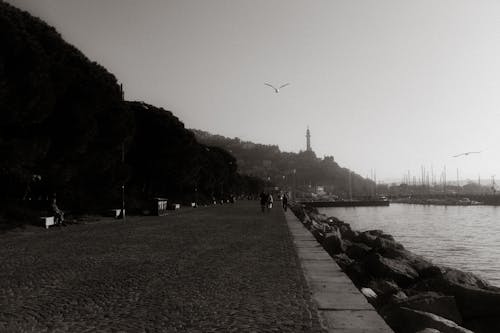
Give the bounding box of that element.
[345,241,372,260]
[389,290,408,303]
[375,247,439,278]
[338,225,357,241]
[310,220,327,240]
[439,267,497,291]
[383,307,473,333]
[344,261,370,287]
[322,230,345,255]
[374,231,396,242]
[361,229,396,241]
[331,253,353,270]
[374,236,405,251]
[416,329,442,333]
[356,231,379,247]
[368,279,400,297]
[411,267,500,320]
[452,284,500,320]
[396,292,462,325]
[464,316,500,333]
[361,287,377,301]
[363,252,419,287]
[302,215,312,226]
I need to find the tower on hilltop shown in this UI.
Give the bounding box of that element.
[306,126,311,151]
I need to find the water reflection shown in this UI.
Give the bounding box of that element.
[319,204,500,286]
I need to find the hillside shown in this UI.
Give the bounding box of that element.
[192,129,375,197]
[0,1,262,223]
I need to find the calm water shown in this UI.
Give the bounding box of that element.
[319,204,500,286]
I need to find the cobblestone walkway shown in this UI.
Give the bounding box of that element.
[0,201,324,332]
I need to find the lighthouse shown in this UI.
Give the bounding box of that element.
[306,126,311,151]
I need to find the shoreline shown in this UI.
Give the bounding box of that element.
[290,202,500,333]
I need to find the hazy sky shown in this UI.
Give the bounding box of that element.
[7,0,500,182]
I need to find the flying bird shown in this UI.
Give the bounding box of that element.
[265,83,290,93]
[452,151,482,158]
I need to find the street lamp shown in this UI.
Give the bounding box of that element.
[292,169,297,200]
[121,142,126,221]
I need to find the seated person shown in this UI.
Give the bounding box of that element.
[50,195,64,225]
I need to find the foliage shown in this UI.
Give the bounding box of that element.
[192,129,375,197]
[0,2,262,220]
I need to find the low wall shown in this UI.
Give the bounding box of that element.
[289,203,500,333]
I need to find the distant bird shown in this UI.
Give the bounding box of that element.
[452,151,482,158]
[265,83,290,93]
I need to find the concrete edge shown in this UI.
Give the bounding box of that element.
[283,209,394,333]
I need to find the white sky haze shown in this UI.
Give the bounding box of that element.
[8,0,500,183]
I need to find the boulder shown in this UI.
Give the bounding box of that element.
[451,284,500,320]
[383,307,473,333]
[363,252,419,287]
[368,279,401,297]
[302,215,312,228]
[326,216,341,224]
[339,224,357,241]
[344,261,371,287]
[331,253,354,270]
[415,329,442,333]
[411,267,500,319]
[439,267,497,291]
[356,231,379,247]
[375,247,439,278]
[361,287,377,303]
[345,241,372,260]
[396,292,462,325]
[322,230,345,255]
[310,220,327,239]
[374,236,405,251]
[464,316,500,333]
[389,290,408,303]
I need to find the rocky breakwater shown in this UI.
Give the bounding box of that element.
[289,203,500,333]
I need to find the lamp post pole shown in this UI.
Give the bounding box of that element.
[121,142,126,221]
[293,169,296,200]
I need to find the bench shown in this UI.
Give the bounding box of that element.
[169,203,181,210]
[110,209,125,218]
[40,216,55,229]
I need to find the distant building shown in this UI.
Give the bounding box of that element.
[306,126,312,152]
[316,186,325,195]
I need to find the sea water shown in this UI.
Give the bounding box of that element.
[319,203,500,286]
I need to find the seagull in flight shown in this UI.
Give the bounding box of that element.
[452,151,482,158]
[265,83,290,93]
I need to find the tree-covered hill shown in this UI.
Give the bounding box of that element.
[191,129,375,197]
[0,1,263,223]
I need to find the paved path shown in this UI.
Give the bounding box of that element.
[284,210,393,333]
[0,201,324,332]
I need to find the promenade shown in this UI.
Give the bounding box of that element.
[0,201,325,332]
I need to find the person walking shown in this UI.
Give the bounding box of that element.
[282,193,288,211]
[267,193,273,212]
[259,192,267,213]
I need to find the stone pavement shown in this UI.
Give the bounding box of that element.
[284,210,393,333]
[0,201,325,332]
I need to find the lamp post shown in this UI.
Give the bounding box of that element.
[292,169,297,200]
[121,142,126,221]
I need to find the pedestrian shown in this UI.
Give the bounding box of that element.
[267,193,273,212]
[260,192,267,213]
[282,193,288,211]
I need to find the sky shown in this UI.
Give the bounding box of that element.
[7,0,500,183]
